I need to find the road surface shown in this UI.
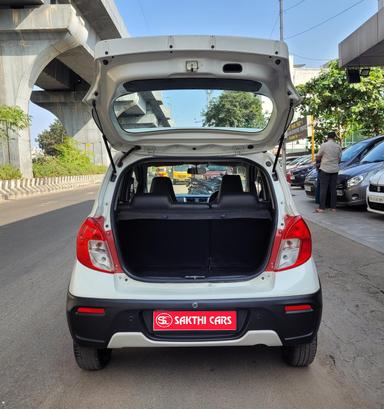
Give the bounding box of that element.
[0,186,383,409]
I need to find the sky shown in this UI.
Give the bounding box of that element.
[30,0,379,144]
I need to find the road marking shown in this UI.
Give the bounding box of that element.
[38,200,58,207]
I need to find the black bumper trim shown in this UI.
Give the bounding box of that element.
[67,290,322,348]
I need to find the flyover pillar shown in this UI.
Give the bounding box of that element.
[0,31,64,178]
[31,91,109,166]
[0,4,103,177]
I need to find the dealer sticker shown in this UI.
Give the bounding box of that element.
[153,310,237,331]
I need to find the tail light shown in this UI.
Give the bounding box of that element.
[284,304,312,313]
[77,307,105,315]
[76,217,122,274]
[286,171,292,183]
[267,215,312,272]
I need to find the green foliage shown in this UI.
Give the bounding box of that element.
[297,60,384,144]
[202,91,267,129]
[0,164,22,180]
[0,105,31,140]
[33,137,106,178]
[36,119,67,156]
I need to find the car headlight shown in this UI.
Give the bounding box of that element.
[347,175,364,188]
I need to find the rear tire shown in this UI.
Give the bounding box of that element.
[73,342,112,370]
[282,335,317,367]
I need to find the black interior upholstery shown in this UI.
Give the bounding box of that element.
[114,166,275,280]
[150,177,176,202]
[115,189,274,279]
[117,216,272,279]
[217,174,243,200]
[117,192,270,220]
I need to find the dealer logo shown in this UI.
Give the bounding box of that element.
[155,312,173,328]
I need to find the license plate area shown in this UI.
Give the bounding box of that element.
[304,186,312,192]
[337,189,344,197]
[141,306,250,341]
[369,195,384,203]
[153,310,237,331]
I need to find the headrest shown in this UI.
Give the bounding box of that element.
[129,193,172,210]
[150,177,176,202]
[213,193,259,209]
[218,175,243,200]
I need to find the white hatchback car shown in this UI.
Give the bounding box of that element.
[367,168,384,214]
[67,36,322,370]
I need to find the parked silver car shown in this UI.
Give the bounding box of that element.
[336,141,384,206]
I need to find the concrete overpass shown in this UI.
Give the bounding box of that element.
[339,1,384,68]
[0,1,170,177]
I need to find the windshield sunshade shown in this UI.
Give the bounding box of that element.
[113,79,273,134]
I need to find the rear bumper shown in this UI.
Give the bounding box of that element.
[67,290,322,348]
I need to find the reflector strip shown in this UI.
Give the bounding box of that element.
[77,307,105,315]
[284,304,312,312]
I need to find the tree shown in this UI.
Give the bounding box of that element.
[0,105,31,164]
[36,119,67,156]
[297,60,384,145]
[33,137,106,177]
[202,91,267,129]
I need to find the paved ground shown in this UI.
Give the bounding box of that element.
[0,186,383,409]
[292,187,384,253]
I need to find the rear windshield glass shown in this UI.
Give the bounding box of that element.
[113,79,273,134]
[147,164,248,196]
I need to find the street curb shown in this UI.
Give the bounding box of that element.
[0,174,104,201]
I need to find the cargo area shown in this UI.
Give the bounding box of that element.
[113,160,276,281]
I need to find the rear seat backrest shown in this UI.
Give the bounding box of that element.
[150,177,177,202]
[129,193,172,210]
[213,193,259,209]
[217,175,243,202]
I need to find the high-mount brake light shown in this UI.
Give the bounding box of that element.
[267,215,312,271]
[76,217,121,273]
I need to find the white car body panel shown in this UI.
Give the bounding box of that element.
[69,152,320,302]
[69,258,319,301]
[85,35,299,151]
[366,168,384,215]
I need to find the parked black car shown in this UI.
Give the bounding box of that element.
[304,135,384,198]
[288,163,315,188]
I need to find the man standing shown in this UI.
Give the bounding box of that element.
[316,131,342,213]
